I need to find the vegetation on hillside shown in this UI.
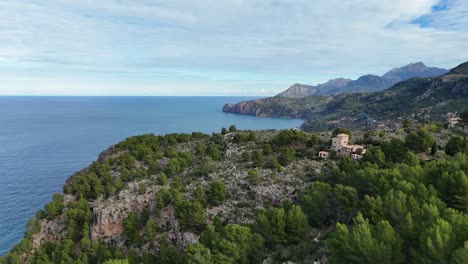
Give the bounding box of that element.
[1,124,467,264]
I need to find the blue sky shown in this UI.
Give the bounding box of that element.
[0,0,467,96]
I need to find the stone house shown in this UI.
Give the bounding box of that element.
[331,133,366,159]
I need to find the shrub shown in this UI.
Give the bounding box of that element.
[248,170,261,185]
[208,181,227,206]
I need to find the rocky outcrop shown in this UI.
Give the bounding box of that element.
[91,206,126,242]
[30,218,65,253]
[91,183,157,242]
[223,100,261,116]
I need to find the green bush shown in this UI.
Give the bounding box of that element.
[272,129,308,146]
[445,136,467,156]
[405,128,435,152]
[247,170,261,185]
[208,181,227,206]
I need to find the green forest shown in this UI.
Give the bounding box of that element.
[2,120,468,263]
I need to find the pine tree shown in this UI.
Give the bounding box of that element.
[431,142,438,156]
[184,243,213,264]
[252,150,264,167]
[269,208,287,245]
[144,219,157,242]
[460,107,468,128]
[328,214,403,264]
[123,212,139,245]
[208,181,227,205]
[415,219,454,263]
[286,205,310,244]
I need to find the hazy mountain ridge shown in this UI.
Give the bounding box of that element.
[224,61,468,130]
[382,62,448,83]
[276,62,448,98]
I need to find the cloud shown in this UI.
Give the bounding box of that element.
[412,0,468,31]
[0,0,467,95]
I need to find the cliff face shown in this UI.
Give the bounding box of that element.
[222,100,261,116]
[223,96,309,118]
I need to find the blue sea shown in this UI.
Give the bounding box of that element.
[0,96,302,255]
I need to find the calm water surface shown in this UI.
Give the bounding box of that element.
[0,96,302,255]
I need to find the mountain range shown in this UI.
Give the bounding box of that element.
[223,61,468,130]
[276,62,448,98]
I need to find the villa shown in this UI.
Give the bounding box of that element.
[331,133,366,159]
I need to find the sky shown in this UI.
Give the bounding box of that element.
[0,0,467,96]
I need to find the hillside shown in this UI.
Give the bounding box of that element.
[275,62,448,98]
[2,126,468,264]
[224,62,468,130]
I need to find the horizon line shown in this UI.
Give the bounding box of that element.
[0,94,268,97]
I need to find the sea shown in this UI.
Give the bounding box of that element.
[0,96,302,255]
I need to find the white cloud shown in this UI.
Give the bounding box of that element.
[0,0,467,95]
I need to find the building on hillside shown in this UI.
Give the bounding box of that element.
[331,133,366,159]
[318,151,329,159]
[447,112,462,128]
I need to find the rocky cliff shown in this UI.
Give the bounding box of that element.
[222,100,261,116]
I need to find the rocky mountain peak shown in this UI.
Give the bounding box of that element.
[382,62,448,83]
[276,83,317,98]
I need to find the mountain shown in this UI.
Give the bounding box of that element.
[275,62,448,98]
[224,61,468,130]
[314,78,352,95]
[275,83,318,98]
[342,74,394,93]
[449,61,468,75]
[382,62,449,83]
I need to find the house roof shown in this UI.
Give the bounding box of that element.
[335,133,349,138]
